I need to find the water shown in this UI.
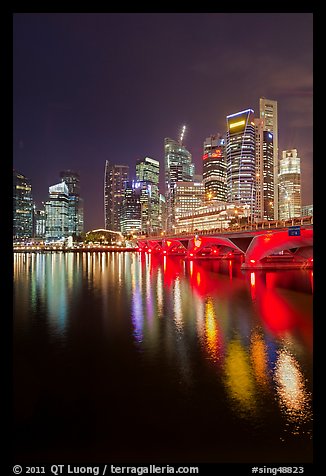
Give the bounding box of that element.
[13,252,313,463]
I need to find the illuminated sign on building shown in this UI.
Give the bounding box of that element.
[202,149,222,160]
[211,149,222,158]
[227,109,254,134]
[229,120,245,129]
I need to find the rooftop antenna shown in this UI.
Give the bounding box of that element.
[179,125,186,145]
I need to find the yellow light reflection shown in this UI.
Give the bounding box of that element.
[274,349,312,434]
[250,331,269,387]
[224,338,257,417]
[204,299,220,362]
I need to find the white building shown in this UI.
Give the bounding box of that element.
[278,149,301,220]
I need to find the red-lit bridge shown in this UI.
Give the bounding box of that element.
[137,218,313,269]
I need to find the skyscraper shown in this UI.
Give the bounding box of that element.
[174,180,205,232]
[34,207,46,239]
[259,98,279,219]
[45,182,69,241]
[13,169,33,241]
[164,137,194,232]
[104,161,129,231]
[202,134,227,202]
[254,119,274,220]
[136,157,160,235]
[226,109,256,217]
[60,170,84,237]
[278,149,301,220]
[120,181,142,235]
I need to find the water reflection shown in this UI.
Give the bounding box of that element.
[14,253,83,338]
[274,348,312,436]
[250,330,269,389]
[224,336,257,418]
[126,255,312,434]
[14,252,313,450]
[204,298,222,363]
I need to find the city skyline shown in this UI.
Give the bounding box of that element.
[13,13,313,230]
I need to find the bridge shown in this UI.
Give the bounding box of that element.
[137,217,313,269]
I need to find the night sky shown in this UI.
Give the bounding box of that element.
[13,13,313,231]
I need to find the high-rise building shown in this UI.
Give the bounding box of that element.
[301,204,313,217]
[45,182,69,241]
[60,170,84,237]
[136,157,160,235]
[259,98,279,219]
[202,134,227,202]
[13,169,33,241]
[278,149,301,220]
[159,194,166,233]
[34,205,46,239]
[104,161,129,231]
[254,119,274,220]
[174,180,205,232]
[164,137,194,232]
[226,109,256,217]
[120,181,142,235]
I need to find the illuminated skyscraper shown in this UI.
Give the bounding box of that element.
[120,181,142,235]
[136,156,160,235]
[60,170,84,236]
[45,182,69,241]
[174,180,205,232]
[254,119,274,220]
[34,206,46,239]
[164,137,194,232]
[259,98,279,219]
[226,109,256,216]
[278,149,301,220]
[13,169,33,240]
[104,161,129,231]
[202,134,227,202]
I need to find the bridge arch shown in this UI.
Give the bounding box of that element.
[242,229,313,268]
[187,235,244,259]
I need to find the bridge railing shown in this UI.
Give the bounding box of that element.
[143,216,313,240]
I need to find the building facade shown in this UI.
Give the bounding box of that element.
[301,204,313,217]
[226,109,256,218]
[120,181,142,235]
[259,98,279,219]
[202,134,227,202]
[45,182,69,241]
[254,119,274,220]
[104,161,129,231]
[164,137,194,232]
[60,170,84,237]
[13,169,33,241]
[174,202,250,235]
[136,156,161,235]
[278,149,301,220]
[174,180,205,233]
[34,206,46,239]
